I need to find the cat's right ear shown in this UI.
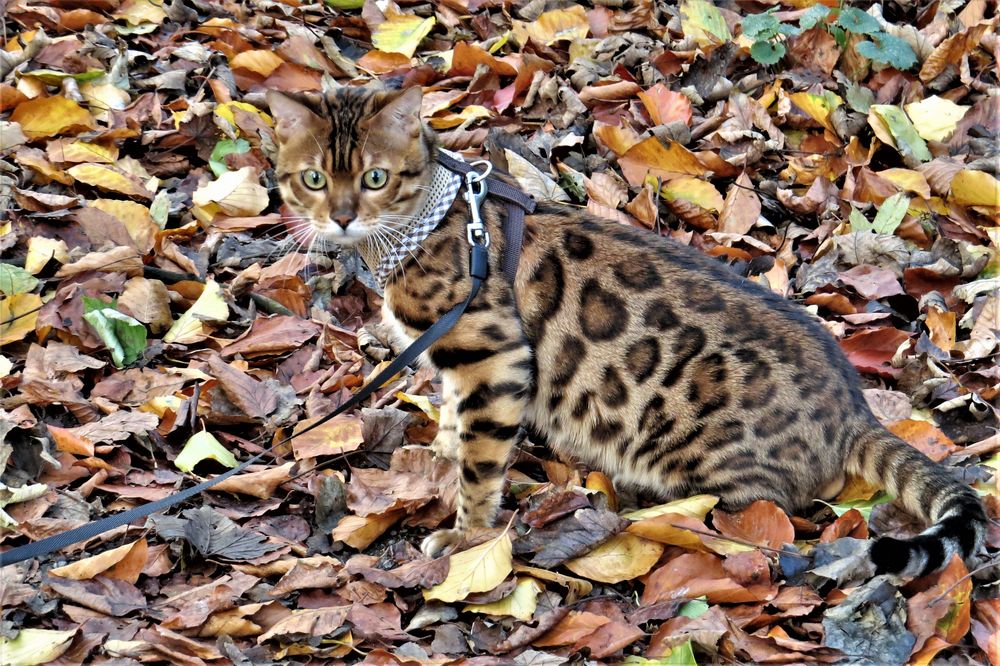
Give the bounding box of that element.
[266,91,326,144]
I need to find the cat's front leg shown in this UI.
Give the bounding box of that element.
[420,348,531,557]
[428,377,459,461]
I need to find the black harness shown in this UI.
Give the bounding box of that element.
[0,155,536,567]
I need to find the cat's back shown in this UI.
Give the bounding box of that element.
[514,206,871,509]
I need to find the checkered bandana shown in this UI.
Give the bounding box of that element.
[372,158,463,288]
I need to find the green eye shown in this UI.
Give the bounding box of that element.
[301,169,326,190]
[362,168,388,190]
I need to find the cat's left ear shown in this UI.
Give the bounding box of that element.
[266,90,328,143]
[365,86,423,138]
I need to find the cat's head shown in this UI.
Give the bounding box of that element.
[266,86,433,248]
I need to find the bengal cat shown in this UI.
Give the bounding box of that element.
[266,85,985,578]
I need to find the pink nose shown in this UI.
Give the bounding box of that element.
[331,213,353,229]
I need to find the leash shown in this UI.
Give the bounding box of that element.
[0,154,533,568]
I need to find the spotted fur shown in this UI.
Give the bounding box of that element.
[269,85,986,576]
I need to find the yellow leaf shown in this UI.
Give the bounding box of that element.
[0,629,77,666]
[427,105,492,130]
[877,168,931,199]
[618,137,707,187]
[192,167,269,216]
[395,391,440,422]
[512,564,593,602]
[0,293,41,346]
[175,430,237,472]
[565,533,664,584]
[214,101,273,135]
[230,50,286,76]
[904,95,969,142]
[113,0,167,25]
[789,92,843,134]
[951,170,1000,209]
[465,577,543,621]
[25,236,69,274]
[49,539,148,583]
[80,81,132,122]
[90,199,158,252]
[371,12,436,58]
[512,6,589,46]
[14,147,74,185]
[10,96,96,138]
[658,176,724,212]
[47,140,118,164]
[163,279,229,344]
[332,510,405,550]
[679,0,732,47]
[67,164,152,199]
[621,494,718,521]
[424,532,513,603]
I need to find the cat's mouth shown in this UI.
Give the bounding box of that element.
[284,216,371,248]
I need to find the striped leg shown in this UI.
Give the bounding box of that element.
[429,377,459,461]
[421,348,531,557]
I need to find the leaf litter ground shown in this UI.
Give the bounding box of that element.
[0,0,999,664]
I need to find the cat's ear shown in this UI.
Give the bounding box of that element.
[266,91,327,143]
[365,86,423,138]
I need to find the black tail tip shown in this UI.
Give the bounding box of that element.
[871,536,911,576]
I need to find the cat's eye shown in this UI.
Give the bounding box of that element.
[362,168,388,190]
[301,169,326,190]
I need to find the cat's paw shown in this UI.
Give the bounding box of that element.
[428,432,459,461]
[421,528,463,558]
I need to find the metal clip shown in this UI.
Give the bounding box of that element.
[464,160,492,247]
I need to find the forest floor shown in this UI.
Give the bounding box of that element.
[0,0,999,664]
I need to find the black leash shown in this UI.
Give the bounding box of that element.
[0,155,533,568]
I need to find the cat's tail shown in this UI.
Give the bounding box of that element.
[846,427,986,578]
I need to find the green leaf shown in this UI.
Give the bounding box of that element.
[679,598,710,618]
[0,629,77,665]
[83,305,147,367]
[836,7,881,35]
[625,641,697,665]
[871,192,911,234]
[0,264,39,296]
[175,431,238,473]
[750,40,785,65]
[324,0,364,7]
[870,104,932,164]
[208,138,251,177]
[21,68,106,85]
[849,206,873,232]
[799,4,831,30]
[818,491,893,521]
[856,32,918,70]
[845,82,875,113]
[743,11,780,41]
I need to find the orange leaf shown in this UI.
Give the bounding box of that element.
[712,500,795,550]
[10,95,96,138]
[972,599,1000,665]
[47,424,95,457]
[48,539,149,583]
[886,419,956,462]
[618,136,708,187]
[642,551,777,604]
[638,83,693,126]
[534,611,610,647]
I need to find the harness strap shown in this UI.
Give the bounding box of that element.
[0,257,487,568]
[435,152,536,284]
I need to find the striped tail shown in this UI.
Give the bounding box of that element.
[846,428,986,578]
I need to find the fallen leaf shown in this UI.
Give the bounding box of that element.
[712,500,794,550]
[175,430,238,473]
[0,629,77,666]
[10,96,96,137]
[371,10,435,58]
[49,539,149,583]
[192,167,268,216]
[163,279,229,344]
[465,576,543,621]
[564,533,664,584]
[424,531,513,603]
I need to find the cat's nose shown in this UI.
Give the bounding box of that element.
[331,213,354,229]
